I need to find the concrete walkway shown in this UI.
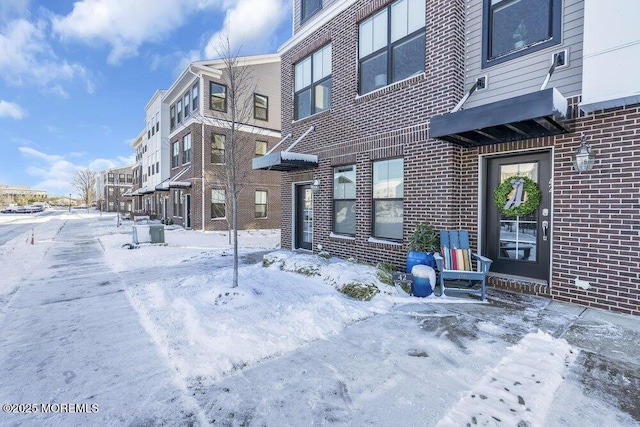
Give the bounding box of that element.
[0,218,201,426]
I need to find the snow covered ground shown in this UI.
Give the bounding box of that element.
[0,211,638,426]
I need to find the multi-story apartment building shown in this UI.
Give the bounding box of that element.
[129,130,145,212]
[96,165,134,213]
[162,54,282,231]
[257,0,640,315]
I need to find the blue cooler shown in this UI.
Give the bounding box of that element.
[411,265,435,297]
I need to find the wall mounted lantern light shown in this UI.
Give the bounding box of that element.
[311,179,320,194]
[572,134,596,173]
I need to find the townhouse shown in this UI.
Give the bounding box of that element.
[159,55,282,231]
[256,0,640,315]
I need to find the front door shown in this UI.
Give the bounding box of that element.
[485,151,552,281]
[295,184,313,250]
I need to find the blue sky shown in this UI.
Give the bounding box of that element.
[0,0,292,197]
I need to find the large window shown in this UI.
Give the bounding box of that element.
[372,158,403,240]
[254,94,268,121]
[255,190,267,218]
[172,141,179,168]
[210,82,227,112]
[294,44,331,120]
[183,134,192,164]
[482,0,561,67]
[358,0,425,95]
[333,165,356,236]
[211,134,225,164]
[301,0,321,21]
[211,189,226,219]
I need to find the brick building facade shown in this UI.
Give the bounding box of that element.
[163,55,282,231]
[258,0,640,315]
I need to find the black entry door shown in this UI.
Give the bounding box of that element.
[485,151,551,281]
[185,194,191,229]
[295,185,313,250]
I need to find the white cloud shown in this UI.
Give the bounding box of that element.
[0,100,28,119]
[0,0,29,22]
[51,0,217,65]
[204,0,291,58]
[0,18,88,90]
[18,146,132,195]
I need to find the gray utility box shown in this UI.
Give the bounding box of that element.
[132,221,165,244]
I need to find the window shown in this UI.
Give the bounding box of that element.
[333,165,356,235]
[192,82,199,111]
[255,190,267,218]
[210,82,227,112]
[184,92,190,118]
[211,134,225,164]
[183,134,192,164]
[172,141,179,168]
[173,190,179,216]
[358,0,425,95]
[254,94,269,121]
[483,0,561,67]
[118,173,125,182]
[372,158,403,240]
[127,174,132,183]
[301,0,321,21]
[108,173,114,183]
[155,112,159,132]
[295,44,331,120]
[255,140,268,156]
[211,189,226,219]
[170,106,175,129]
[177,100,183,124]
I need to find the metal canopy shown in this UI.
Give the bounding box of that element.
[252,151,318,172]
[430,88,570,148]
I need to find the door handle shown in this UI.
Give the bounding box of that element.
[542,220,549,241]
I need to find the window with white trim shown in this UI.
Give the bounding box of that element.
[358,0,425,95]
[294,44,331,120]
[172,141,179,168]
[183,134,191,164]
[211,189,226,219]
[255,190,267,218]
[192,82,199,111]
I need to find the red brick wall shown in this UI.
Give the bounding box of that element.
[169,122,282,231]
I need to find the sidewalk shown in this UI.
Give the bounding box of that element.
[0,217,202,426]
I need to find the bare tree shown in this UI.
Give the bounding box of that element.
[72,168,97,208]
[197,36,261,288]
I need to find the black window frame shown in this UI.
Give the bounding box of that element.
[211,134,225,164]
[170,106,175,130]
[210,82,227,112]
[254,93,268,121]
[358,0,426,95]
[294,44,332,120]
[371,158,404,241]
[177,99,183,124]
[184,92,190,118]
[333,164,356,236]
[482,0,562,68]
[301,0,322,22]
